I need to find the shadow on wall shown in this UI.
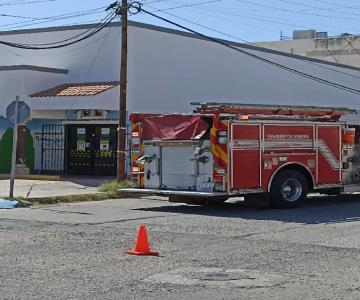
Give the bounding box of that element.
[0,116,34,173]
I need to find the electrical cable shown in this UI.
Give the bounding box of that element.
[146,4,254,44]
[136,5,360,95]
[0,0,56,6]
[312,0,360,11]
[185,3,359,32]
[4,11,107,30]
[145,0,312,29]
[17,12,116,46]
[161,2,341,32]
[277,0,360,17]
[0,13,39,19]
[0,12,117,49]
[234,0,360,21]
[145,4,360,80]
[144,0,174,4]
[0,6,108,29]
[149,0,222,13]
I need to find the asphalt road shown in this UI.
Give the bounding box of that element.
[1,195,360,299]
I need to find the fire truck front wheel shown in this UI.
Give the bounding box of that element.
[270,170,308,208]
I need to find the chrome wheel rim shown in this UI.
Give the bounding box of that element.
[281,178,302,202]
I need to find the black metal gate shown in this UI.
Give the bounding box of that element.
[41,124,65,173]
[66,124,117,175]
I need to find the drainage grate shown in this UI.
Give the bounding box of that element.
[188,270,255,281]
[146,267,286,288]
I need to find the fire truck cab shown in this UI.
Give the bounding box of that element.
[124,103,360,208]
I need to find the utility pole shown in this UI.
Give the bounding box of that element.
[117,0,128,181]
[9,96,19,198]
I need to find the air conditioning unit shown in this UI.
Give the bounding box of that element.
[293,29,316,39]
[315,32,328,39]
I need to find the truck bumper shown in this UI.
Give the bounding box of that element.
[118,188,228,198]
[343,184,360,193]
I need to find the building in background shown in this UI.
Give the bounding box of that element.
[255,29,360,67]
[0,22,360,176]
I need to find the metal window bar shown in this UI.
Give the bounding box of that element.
[41,124,65,173]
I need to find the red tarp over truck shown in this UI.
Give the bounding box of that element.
[139,115,209,140]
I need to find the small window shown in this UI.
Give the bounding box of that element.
[94,110,104,117]
[81,110,91,118]
[77,110,107,119]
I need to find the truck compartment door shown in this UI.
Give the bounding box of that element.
[230,124,261,190]
[316,125,341,184]
[161,144,196,190]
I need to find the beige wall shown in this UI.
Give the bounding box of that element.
[255,36,360,67]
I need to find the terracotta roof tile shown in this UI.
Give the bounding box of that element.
[30,81,120,97]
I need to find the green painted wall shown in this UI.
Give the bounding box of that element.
[0,128,13,172]
[0,128,35,173]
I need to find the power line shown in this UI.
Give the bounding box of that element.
[145,0,175,4]
[189,0,360,32]
[0,11,117,49]
[145,4,360,80]
[0,0,56,6]
[0,13,39,19]
[149,0,222,13]
[277,0,360,17]
[3,11,108,30]
[234,0,360,21]
[151,3,272,31]
[136,6,360,95]
[148,0,307,28]
[312,0,360,11]
[157,1,350,32]
[18,12,116,46]
[303,61,360,80]
[146,4,254,44]
[183,5,314,29]
[0,6,108,30]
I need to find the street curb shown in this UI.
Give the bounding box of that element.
[0,174,61,181]
[25,192,113,205]
[24,191,138,205]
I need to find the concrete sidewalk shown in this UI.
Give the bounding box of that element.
[0,177,110,198]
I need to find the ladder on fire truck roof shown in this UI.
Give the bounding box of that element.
[191,102,357,121]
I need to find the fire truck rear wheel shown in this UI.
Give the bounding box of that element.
[270,169,308,208]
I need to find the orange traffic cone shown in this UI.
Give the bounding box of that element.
[126,225,159,256]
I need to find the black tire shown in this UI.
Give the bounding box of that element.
[270,169,308,208]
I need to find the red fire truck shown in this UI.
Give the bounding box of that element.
[123,103,360,208]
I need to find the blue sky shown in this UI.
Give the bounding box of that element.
[1,0,360,42]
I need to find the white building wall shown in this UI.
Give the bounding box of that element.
[0,70,66,115]
[0,22,360,117]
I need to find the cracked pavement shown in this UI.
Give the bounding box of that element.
[1,196,360,299]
